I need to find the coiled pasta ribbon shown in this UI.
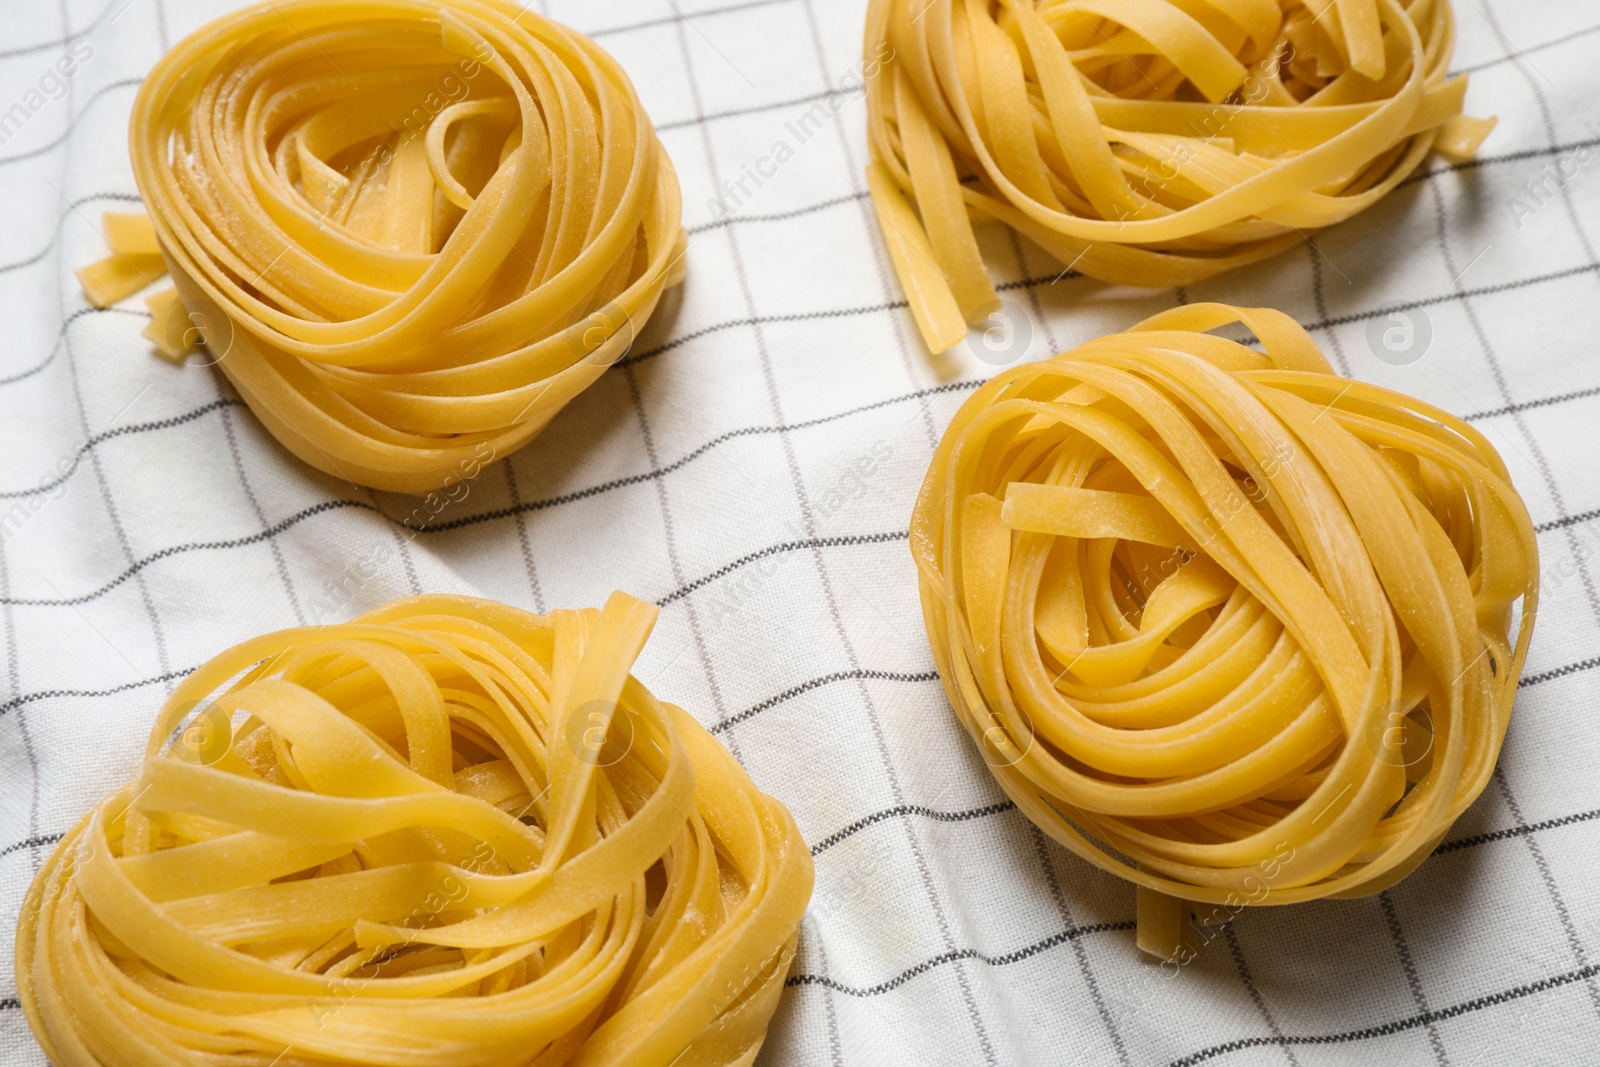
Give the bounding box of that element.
[78,1,685,493]
[16,592,812,1066]
[910,304,1537,958]
[865,0,1494,353]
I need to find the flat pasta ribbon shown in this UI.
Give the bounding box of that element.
[910,303,1537,959]
[16,592,812,1066]
[865,0,1494,352]
[78,0,686,493]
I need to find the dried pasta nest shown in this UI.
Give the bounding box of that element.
[865,0,1494,352]
[17,593,812,1065]
[910,304,1537,957]
[79,0,686,493]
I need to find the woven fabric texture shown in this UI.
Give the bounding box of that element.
[1,1,1598,1064]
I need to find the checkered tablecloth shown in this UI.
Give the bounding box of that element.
[3,0,1599,1064]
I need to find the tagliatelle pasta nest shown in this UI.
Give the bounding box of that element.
[865,0,1494,353]
[16,592,812,1066]
[910,304,1538,959]
[77,0,685,494]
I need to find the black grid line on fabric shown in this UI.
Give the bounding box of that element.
[0,552,23,897]
[1222,924,1302,1067]
[0,78,141,168]
[13,347,1600,573]
[1165,962,1600,1067]
[408,379,982,533]
[599,255,1600,466]
[8,0,1596,78]
[54,62,174,690]
[1535,508,1600,534]
[657,86,837,131]
[218,400,308,626]
[1377,892,1450,1065]
[616,298,927,366]
[6,3,1600,1065]
[0,191,142,277]
[1463,382,1600,422]
[499,461,548,616]
[24,251,1589,424]
[810,800,1014,855]
[0,397,239,499]
[619,358,735,733]
[35,20,1588,195]
[0,739,1592,870]
[1227,261,1600,349]
[1025,821,1133,1065]
[712,668,939,736]
[653,531,909,607]
[1491,766,1600,1019]
[624,259,1592,375]
[0,0,1586,279]
[364,485,423,600]
[688,191,868,233]
[0,793,1595,1008]
[486,0,547,622]
[680,131,1595,239]
[1451,18,1600,75]
[1397,133,1600,189]
[0,833,62,860]
[997,264,1085,291]
[672,86,1594,241]
[9,453,1598,612]
[4,0,90,921]
[0,0,122,60]
[801,916,845,1066]
[1005,229,1063,359]
[0,374,33,895]
[670,4,1000,1058]
[1433,807,1600,855]
[1307,240,1351,376]
[0,768,1595,1017]
[0,508,909,610]
[1426,7,1600,1018]
[16,356,1600,535]
[803,789,1600,869]
[21,6,1589,183]
[783,920,1138,997]
[21,704,1599,885]
[0,499,374,607]
[0,666,197,719]
[1520,655,1600,687]
[792,0,942,455]
[584,0,795,40]
[657,20,885,1062]
[0,305,148,388]
[777,934,1600,1042]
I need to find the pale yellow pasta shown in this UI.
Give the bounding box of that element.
[911,304,1537,958]
[865,0,1494,353]
[77,0,686,493]
[16,592,812,1066]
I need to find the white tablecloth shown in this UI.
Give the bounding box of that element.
[3,0,1599,1064]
